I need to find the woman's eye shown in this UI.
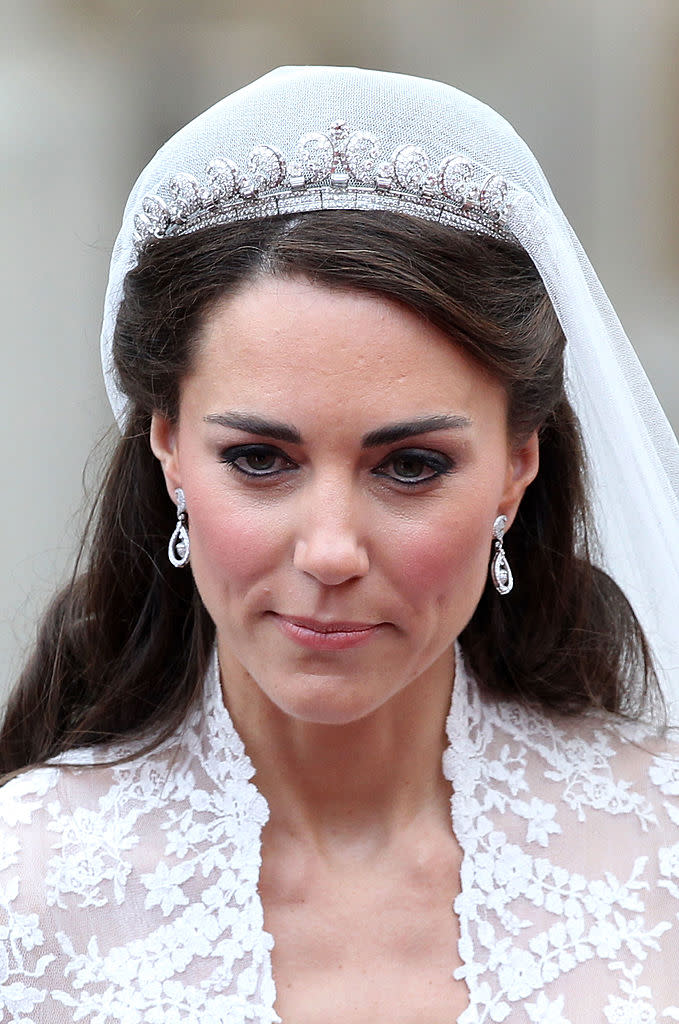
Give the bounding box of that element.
[374,449,453,486]
[219,444,295,477]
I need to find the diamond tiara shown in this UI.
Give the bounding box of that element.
[133,121,516,252]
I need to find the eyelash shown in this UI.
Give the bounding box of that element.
[373,448,453,487]
[219,444,454,487]
[219,444,296,477]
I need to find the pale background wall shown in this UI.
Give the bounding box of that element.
[2,0,678,703]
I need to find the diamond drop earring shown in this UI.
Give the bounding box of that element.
[168,488,190,568]
[490,514,513,596]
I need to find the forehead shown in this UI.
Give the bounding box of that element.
[185,275,507,425]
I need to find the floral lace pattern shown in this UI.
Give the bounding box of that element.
[1,651,678,1022]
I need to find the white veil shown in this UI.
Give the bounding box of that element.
[100,66,679,709]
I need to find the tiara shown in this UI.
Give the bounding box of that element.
[133,121,515,252]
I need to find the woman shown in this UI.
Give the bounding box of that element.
[1,66,678,1023]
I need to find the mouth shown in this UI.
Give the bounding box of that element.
[271,614,382,651]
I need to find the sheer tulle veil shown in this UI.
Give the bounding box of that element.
[100,66,679,711]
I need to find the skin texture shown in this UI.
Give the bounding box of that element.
[151,274,539,1022]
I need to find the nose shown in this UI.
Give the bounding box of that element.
[292,480,369,586]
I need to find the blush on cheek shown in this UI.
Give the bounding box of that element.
[393,519,492,645]
[187,504,278,590]
[396,517,491,595]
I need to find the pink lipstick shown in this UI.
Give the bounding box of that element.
[273,615,381,651]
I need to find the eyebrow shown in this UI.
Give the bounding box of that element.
[203,411,472,447]
[204,413,302,443]
[361,414,472,447]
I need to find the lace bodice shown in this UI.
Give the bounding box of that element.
[2,653,678,1023]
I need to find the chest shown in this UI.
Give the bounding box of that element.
[258,831,468,1024]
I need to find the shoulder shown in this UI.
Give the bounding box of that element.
[0,765,74,1021]
[490,689,679,858]
[0,755,120,899]
[0,712,272,1023]
[0,737,179,901]
[0,738,149,832]
[481,680,678,774]
[0,765,63,881]
[0,763,62,829]
[0,741,183,1020]
[456,681,679,1010]
[466,675,679,837]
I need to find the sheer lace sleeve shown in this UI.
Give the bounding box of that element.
[0,678,278,1024]
[1,766,63,1021]
[2,654,678,1023]
[446,662,679,1023]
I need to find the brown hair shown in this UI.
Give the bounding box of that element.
[0,211,662,778]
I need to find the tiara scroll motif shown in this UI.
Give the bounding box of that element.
[133,121,514,251]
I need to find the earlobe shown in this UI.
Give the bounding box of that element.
[150,413,181,500]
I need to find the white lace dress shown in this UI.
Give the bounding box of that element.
[1,651,678,1024]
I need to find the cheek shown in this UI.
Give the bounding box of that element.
[184,488,285,600]
[390,509,492,611]
[392,458,510,611]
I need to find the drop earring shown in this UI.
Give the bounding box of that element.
[490,514,513,595]
[168,488,190,568]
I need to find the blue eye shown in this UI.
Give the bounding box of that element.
[374,448,453,486]
[219,444,296,477]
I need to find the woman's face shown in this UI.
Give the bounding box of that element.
[152,275,538,725]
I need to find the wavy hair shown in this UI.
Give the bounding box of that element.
[0,212,662,779]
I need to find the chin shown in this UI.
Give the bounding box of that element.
[264,675,392,727]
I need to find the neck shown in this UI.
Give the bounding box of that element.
[218,646,456,851]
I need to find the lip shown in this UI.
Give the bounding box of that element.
[271,614,382,651]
